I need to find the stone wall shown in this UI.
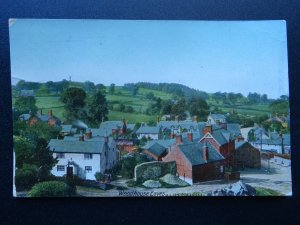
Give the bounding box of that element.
[134,161,176,183]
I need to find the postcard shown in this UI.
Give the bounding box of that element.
[10,19,291,197]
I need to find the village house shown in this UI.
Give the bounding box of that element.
[19,89,34,97]
[48,131,117,180]
[162,134,225,184]
[19,109,61,127]
[234,140,261,169]
[251,133,291,154]
[136,125,160,140]
[99,120,135,136]
[207,113,227,125]
[199,124,235,167]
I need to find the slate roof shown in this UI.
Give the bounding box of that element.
[178,142,224,166]
[99,121,123,130]
[20,90,34,97]
[143,139,176,149]
[210,129,233,146]
[157,121,198,131]
[227,123,241,137]
[61,125,72,133]
[19,114,31,121]
[235,140,247,150]
[48,139,106,154]
[146,143,167,157]
[209,114,226,120]
[136,125,160,134]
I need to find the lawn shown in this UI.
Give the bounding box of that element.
[255,187,282,196]
[108,110,156,124]
[35,96,65,120]
[76,186,106,194]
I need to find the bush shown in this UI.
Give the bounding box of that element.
[15,164,39,190]
[28,181,76,197]
[95,172,104,182]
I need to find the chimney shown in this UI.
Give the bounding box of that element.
[48,110,53,117]
[187,131,193,142]
[192,116,198,122]
[203,143,209,162]
[175,115,179,123]
[220,122,227,130]
[79,134,84,142]
[175,134,182,145]
[104,136,109,144]
[85,129,92,139]
[202,124,212,135]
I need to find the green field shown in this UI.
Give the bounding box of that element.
[13,86,271,123]
[35,96,65,120]
[108,110,156,124]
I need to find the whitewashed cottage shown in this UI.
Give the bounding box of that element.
[48,130,118,180]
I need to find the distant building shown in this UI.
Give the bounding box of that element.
[48,134,117,180]
[163,135,224,184]
[19,89,34,97]
[207,113,227,125]
[136,125,160,140]
[234,140,261,169]
[19,110,61,127]
[251,133,290,154]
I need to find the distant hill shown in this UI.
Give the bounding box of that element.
[11,77,22,86]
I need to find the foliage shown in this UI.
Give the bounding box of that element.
[188,96,209,121]
[15,164,39,190]
[14,137,35,168]
[87,90,108,126]
[255,187,282,196]
[109,83,115,94]
[14,96,38,114]
[33,138,58,181]
[94,172,104,182]
[60,87,87,121]
[269,99,289,114]
[28,181,76,197]
[120,153,149,179]
[171,98,186,120]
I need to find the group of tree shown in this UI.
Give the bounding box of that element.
[60,86,109,127]
[14,79,108,96]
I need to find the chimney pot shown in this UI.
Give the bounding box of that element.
[187,132,193,142]
[175,134,182,145]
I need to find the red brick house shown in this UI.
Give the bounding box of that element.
[200,124,235,167]
[234,141,261,169]
[24,110,61,127]
[163,135,224,184]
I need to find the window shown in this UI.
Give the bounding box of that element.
[85,166,92,172]
[56,153,65,159]
[57,165,65,171]
[84,153,93,160]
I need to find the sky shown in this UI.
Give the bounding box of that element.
[9,19,289,98]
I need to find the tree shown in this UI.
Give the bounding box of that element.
[14,96,38,114]
[132,85,139,96]
[171,98,186,120]
[269,99,289,114]
[14,137,35,168]
[83,81,96,93]
[87,90,108,126]
[33,138,58,181]
[60,87,87,121]
[145,92,155,100]
[109,83,115,94]
[161,100,173,115]
[188,96,209,121]
[15,164,39,190]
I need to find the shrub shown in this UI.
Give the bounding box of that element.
[95,172,104,182]
[28,181,76,197]
[15,164,39,190]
